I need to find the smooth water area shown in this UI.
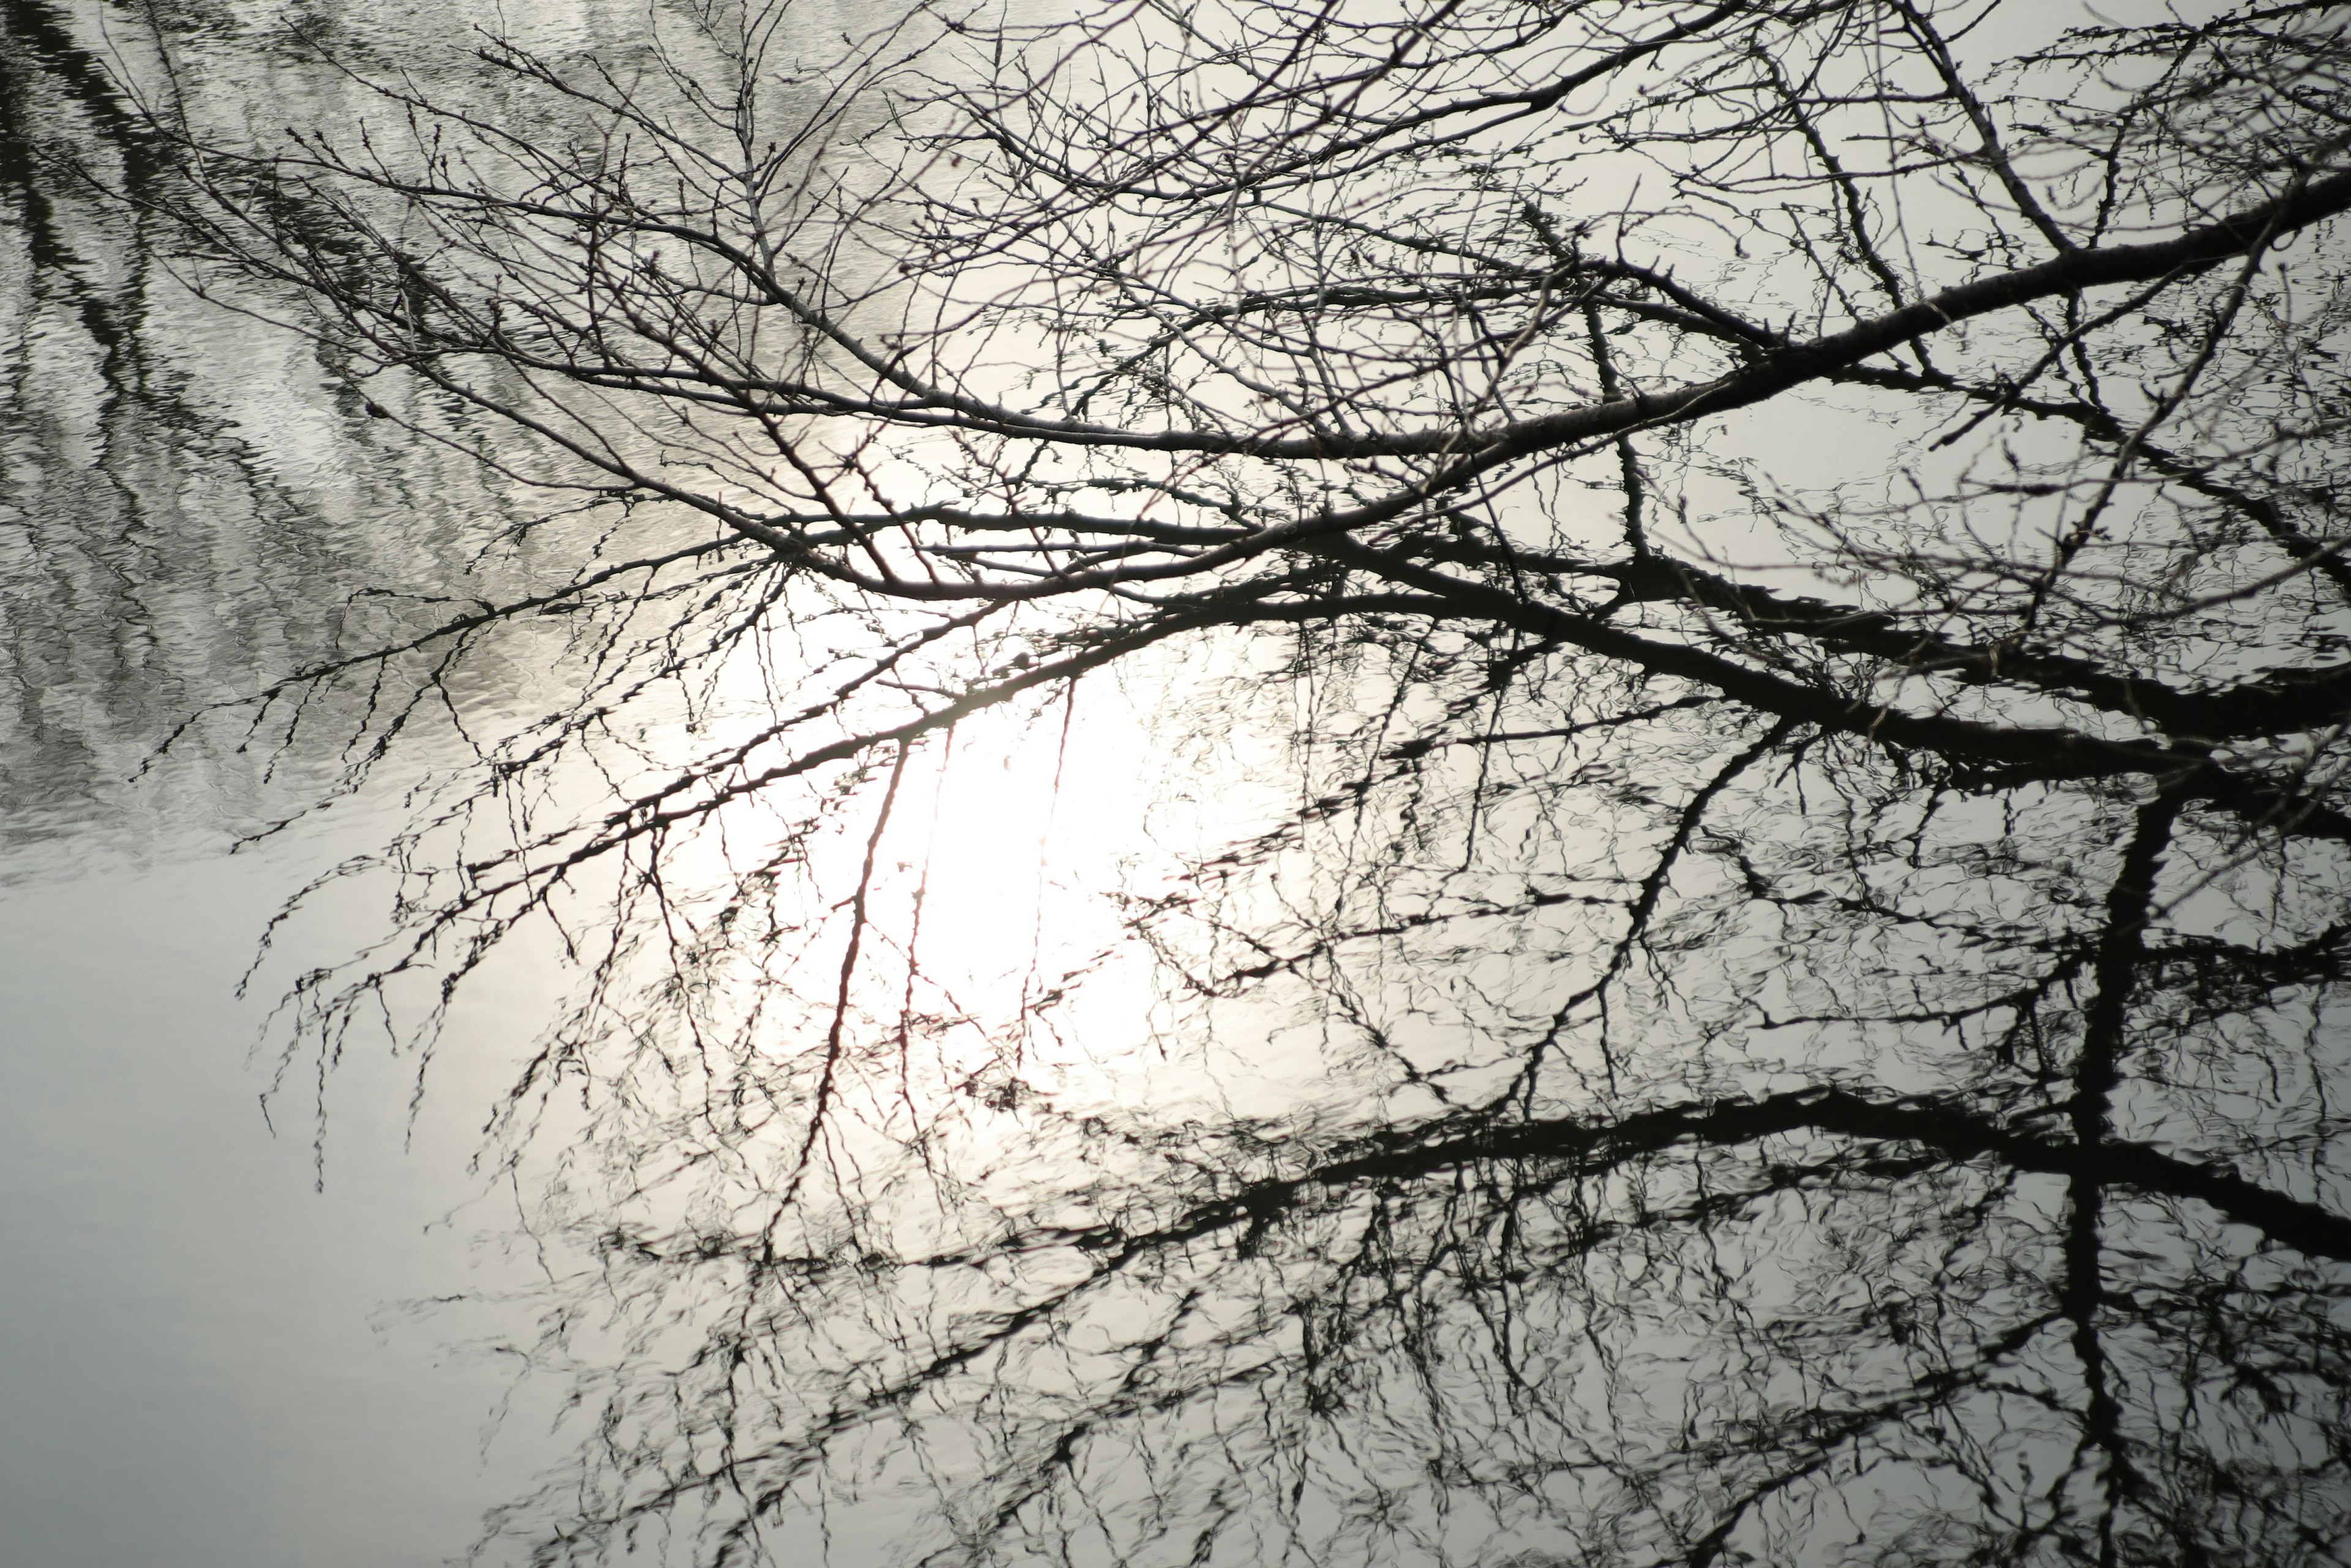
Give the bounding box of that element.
[2,6,1146,1560]
[10,4,2351,1567]
[0,852,555,1567]
[0,2,671,1559]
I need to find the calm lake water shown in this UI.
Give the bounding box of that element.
[0,3,669,1562]
[4,6,1152,1561]
[9,4,2351,1567]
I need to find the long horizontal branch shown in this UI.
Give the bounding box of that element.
[1595,554,2351,741]
[176,135,2351,477]
[1319,536,2351,841]
[1316,168,2351,463]
[891,163,2351,461]
[1131,1086,2351,1266]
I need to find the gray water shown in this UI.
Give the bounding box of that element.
[0,3,647,1561]
[10,5,2351,1567]
[0,859,552,1568]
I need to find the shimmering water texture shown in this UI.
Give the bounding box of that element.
[7,4,2351,1568]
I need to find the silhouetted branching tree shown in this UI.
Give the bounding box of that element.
[117,1,2351,1563]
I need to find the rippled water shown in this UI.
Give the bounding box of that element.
[0,4,699,1561]
[4,6,1131,1561]
[10,6,2351,1568]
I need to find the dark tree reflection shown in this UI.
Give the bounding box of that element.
[0,0,578,857]
[455,722,2351,1567]
[78,0,2351,1562]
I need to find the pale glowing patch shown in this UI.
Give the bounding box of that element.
[895,693,1146,996]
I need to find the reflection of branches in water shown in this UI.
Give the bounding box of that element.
[463,729,2351,1566]
[0,0,583,854]
[89,0,2351,1562]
